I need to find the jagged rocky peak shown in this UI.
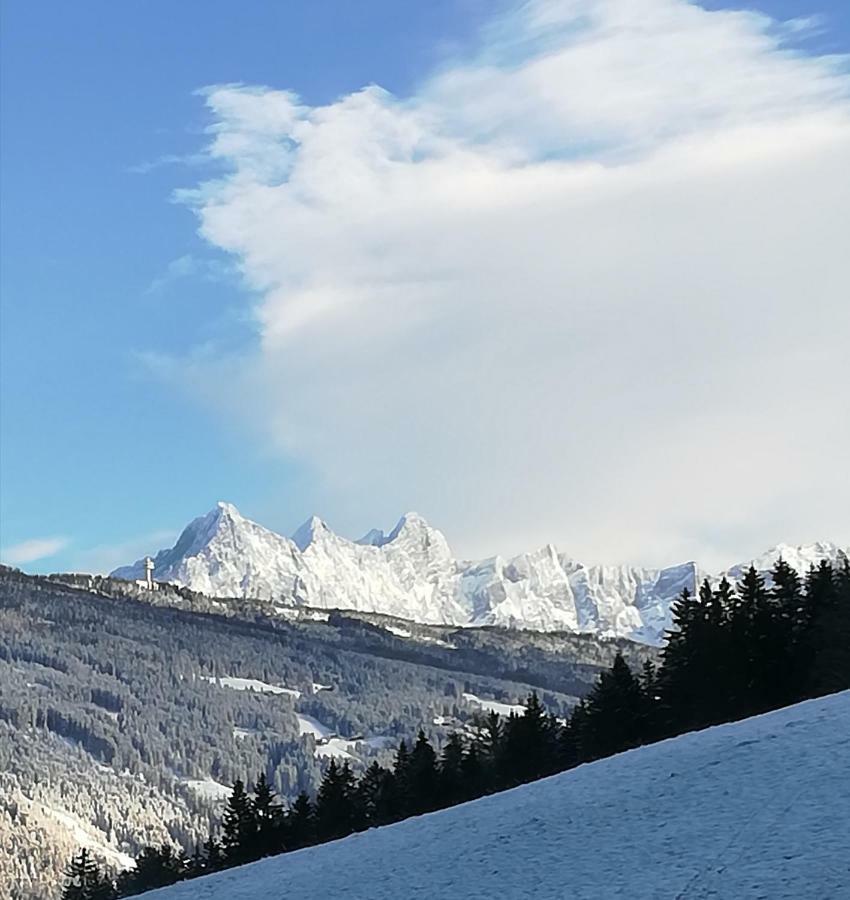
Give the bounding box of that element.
[389,511,449,547]
[357,512,451,556]
[191,501,261,545]
[214,499,242,519]
[725,541,847,582]
[357,527,389,547]
[291,515,332,551]
[189,501,248,540]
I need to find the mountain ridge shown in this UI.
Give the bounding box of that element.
[112,502,847,645]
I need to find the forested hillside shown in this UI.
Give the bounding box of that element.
[138,690,850,900]
[60,556,850,898]
[0,566,649,898]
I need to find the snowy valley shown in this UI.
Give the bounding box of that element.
[0,566,649,899]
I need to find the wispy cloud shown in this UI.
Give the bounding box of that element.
[144,253,235,294]
[127,151,207,175]
[71,530,178,575]
[165,0,850,568]
[1,537,70,565]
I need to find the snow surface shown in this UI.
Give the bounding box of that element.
[202,675,300,698]
[147,692,850,900]
[113,501,848,644]
[296,714,391,760]
[296,714,334,740]
[314,739,356,760]
[462,692,525,717]
[181,779,232,802]
[382,623,413,638]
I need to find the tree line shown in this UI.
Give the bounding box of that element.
[63,558,849,898]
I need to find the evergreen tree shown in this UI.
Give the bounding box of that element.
[63,850,115,900]
[481,710,502,761]
[806,560,850,694]
[659,587,701,732]
[474,710,503,788]
[560,698,589,768]
[708,576,737,720]
[315,759,356,842]
[638,660,660,742]
[502,692,559,783]
[339,761,358,822]
[252,772,283,858]
[355,761,392,829]
[391,739,412,819]
[459,741,487,800]
[190,836,224,877]
[729,566,770,715]
[438,732,465,807]
[90,877,117,900]
[771,557,804,630]
[695,578,733,726]
[221,779,257,866]
[285,791,316,850]
[756,558,803,706]
[407,729,439,814]
[119,845,183,894]
[582,653,643,760]
[203,835,225,872]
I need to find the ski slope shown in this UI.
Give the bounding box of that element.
[147,692,850,899]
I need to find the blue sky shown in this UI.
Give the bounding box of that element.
[1,0,848,573]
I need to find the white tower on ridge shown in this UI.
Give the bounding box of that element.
[144,556,155,591]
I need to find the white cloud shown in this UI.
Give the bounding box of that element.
[2,537,70,566]
[169,0,850,568]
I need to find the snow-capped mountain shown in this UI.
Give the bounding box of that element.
[112,502,847,645]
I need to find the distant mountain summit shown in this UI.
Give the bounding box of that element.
[112,503,847,645]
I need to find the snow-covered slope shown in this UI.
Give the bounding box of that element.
[145,691,850,900]
[113,502,847,644]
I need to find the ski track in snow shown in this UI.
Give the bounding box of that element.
[145,691,850,900]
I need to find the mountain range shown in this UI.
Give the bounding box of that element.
[112,502,847,645]
[112,502,850,644]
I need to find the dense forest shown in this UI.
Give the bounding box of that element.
[63,557,849,898]
[0,566,650,899]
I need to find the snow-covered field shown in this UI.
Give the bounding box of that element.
[462,692,525,717]
[296,714,334,740]
[181,779,232,802]
[296,714,393,760]
[201,675,300,697]
[146,691,850,899]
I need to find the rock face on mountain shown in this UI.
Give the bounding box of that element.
[113,502,847,645]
